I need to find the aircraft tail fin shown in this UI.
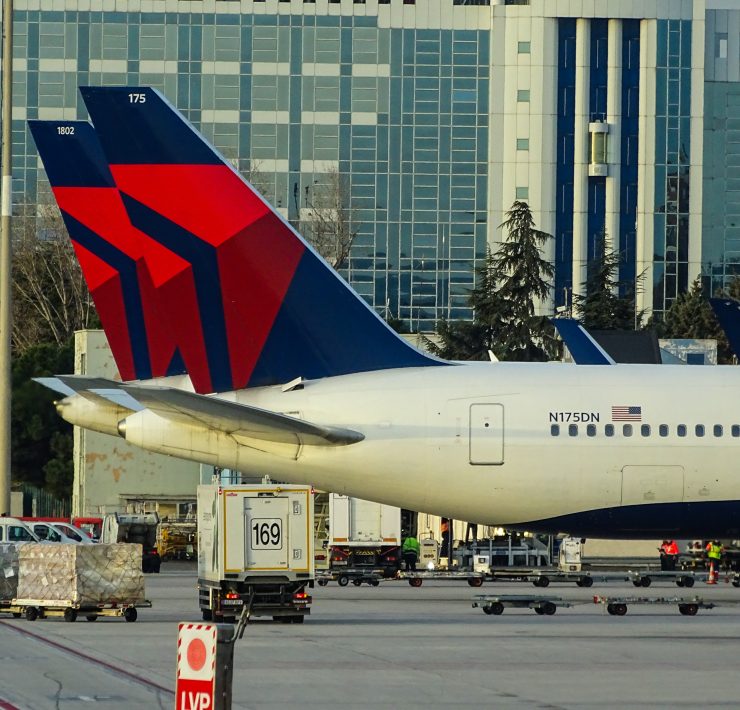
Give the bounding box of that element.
[70,86,445,392]
[551,318,615,365]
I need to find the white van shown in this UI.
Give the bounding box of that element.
[0,518,40,544]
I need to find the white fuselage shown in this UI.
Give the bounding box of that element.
[112,362,740,536]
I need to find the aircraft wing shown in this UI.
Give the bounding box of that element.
[119,384,365,447]
[36,375,364,447]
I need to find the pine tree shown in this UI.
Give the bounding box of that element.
[575,233,642,330]
[429,201,557,362]
[659,276,731,362]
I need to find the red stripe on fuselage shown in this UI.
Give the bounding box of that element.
[72,241,136,381]
[219,211,305,390]
[109,164,271,247]
[55,186,213,390]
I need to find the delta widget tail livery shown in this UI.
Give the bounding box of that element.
[33,86,443,394]
[28,86,740,538]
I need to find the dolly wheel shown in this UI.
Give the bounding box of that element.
[679,604,698,616]
[467,578,483,588]
[86,614,98,622]
[123,607,138,623]
[64,608,77,623]
[676,579,685,587]
[24,607,38,622]
[337,575,349,587]
[409,578,423,588]
[614,603,628,616]
[579,576,593,588]
[483,602,504,616]
[542,602,557,616]
[640,577,652,588]
[317,579,329,587]
[534,607,545,615]
[632,581,642,588]
[352,579,363,587]
[537,577,550,588]
[682,577,695,588]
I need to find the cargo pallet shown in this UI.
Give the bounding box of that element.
[592,594,715,616]
[472,594,574,616]
[397,570,485,587]
[4,598,152,622]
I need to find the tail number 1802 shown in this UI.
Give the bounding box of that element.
[251,519,282,550]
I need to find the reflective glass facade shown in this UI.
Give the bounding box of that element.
[12,9,489,331]
[652,19,692,315]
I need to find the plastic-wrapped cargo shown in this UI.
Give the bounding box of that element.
[16,543,144,605]
[0,543,18,601]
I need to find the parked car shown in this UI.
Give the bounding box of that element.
[32,522,95,544]
[0,517,40,544]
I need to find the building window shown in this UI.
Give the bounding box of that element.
[677,424,687,437]
[551,424,560,437]
[695,424,705,437]
[659,424,669,437]
[516,138,529,150]
[517,89,530,102]
[518,41,531,54]
[641,424,651,437]
[716,33,728,59]
[623,424,633,437]
[714,425,723,437]
[568,424,578,436]
[587,424,596,437]
[605,424,614,437]
[515,187,529,200]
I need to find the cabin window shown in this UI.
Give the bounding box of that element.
[677,424,687,437]
[550,424,560,437]
[695,424,705,437]
[659,424,669,437]
[568,424,578,437]
[587,424,596,437]
[623,424,633,437]
[605,424,614,437]
[714,425,723,437]
[733,425,740,438]
[640,425,650,437]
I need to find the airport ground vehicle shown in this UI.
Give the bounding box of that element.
[101,513,161,572]
[0,518,39,544]
[32,521,95,544]
[197,483,314,623]
[329,495,401,578]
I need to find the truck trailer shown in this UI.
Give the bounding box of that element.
[197,483,314,623]
[329,494,401,577]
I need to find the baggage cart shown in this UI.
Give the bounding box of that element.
[488,568,631,588]
[472,594,574,616]
[316,569,383,587]
[627,570,706,588]
[398,570,485,588]
[592,594,715,616]
[6,598,152,622]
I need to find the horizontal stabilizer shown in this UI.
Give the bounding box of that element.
[33,377,78,398]
[118,384,365,447]
[551,318,615,365]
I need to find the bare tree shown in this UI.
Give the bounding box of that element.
[301,168,359,270]
[12,204,96,352]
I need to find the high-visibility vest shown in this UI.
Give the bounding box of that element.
[707,543,722,560]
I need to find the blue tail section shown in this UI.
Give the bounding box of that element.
[552,318,615,365]
[77,86,446,390]
[710,298,740,359]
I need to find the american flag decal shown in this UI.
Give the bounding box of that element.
[612,406,642,421]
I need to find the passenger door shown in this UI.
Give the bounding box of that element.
[469,404,504,465]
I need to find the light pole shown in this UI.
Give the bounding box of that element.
[0,0,13,515]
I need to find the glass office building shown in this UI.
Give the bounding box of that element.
[3,0,735,329]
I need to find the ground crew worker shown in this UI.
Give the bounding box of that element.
[659,540,679,571]
[402,535,421,571]
[440,518,450,557]
[706,540,723,583]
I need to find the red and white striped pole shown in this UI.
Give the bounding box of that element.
[176,623,234,710]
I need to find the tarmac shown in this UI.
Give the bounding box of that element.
[1,563,739,709]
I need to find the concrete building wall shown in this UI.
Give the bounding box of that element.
[72,330,199,517]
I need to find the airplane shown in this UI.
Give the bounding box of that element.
[28,86,740,538]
